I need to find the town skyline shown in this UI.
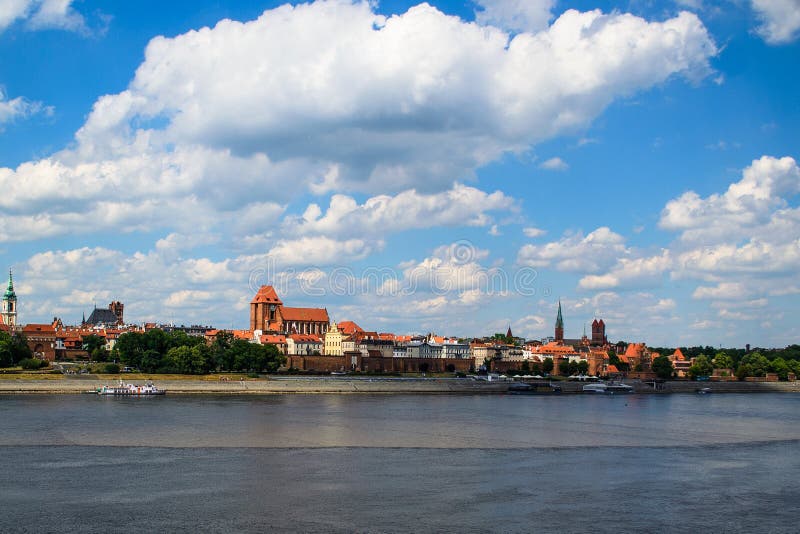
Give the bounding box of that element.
[1,0,798,347]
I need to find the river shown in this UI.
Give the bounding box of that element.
[1,393,798,532]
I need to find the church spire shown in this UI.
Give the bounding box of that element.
[2,268,18,327]
[4,269,15,299]
[554,299,564,342]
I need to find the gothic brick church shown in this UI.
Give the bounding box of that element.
[250,285,329,336]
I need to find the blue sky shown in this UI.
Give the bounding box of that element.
[0,0,798,347]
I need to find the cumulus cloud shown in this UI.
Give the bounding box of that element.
[660,156,800,244]
[538,157,568,171]
[0,0,86,32]
[659,156,800,281]
[286,183,515,239]
[517,227,627,272]
[522,227,546,238]
[0,1,718,248]
[0,89,52,126]
[474,0,554,33]
[751,0,800,44]
[266,236,379,267]
[575,156,799,317]
[578,250,672,290]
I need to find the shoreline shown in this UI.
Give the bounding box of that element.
[1,376,799,395]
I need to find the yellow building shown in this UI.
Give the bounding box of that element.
[324,322,343,356]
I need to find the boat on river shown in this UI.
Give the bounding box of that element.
[97,380,165,396]
[582,381,634,394]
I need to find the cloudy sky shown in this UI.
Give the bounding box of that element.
[0,0,798,346]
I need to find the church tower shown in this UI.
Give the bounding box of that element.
[2,269,18,327]
[555,300,564,342]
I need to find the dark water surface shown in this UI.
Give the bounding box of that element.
[1,393,799,532]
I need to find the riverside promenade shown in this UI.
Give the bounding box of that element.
[1,375,800,394]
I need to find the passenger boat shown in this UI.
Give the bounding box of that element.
[97,380,165,396]
[582,381,634,394]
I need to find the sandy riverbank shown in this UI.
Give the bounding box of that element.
[1,375,799,394]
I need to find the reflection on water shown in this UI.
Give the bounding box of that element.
[1,393,799,448]
[1,394,799,533]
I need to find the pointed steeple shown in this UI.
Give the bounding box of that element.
[555,300,563,329]
[554,299,564,342]
[506,325,513,340]
[2,268,17,327]
[4,269,15,300]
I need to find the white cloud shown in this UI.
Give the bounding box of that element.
[751,0,800,44]
[538,156,568,171]
[0,1,717,247]
[0,0,86,32]
[692,282,750,300]
[266,236,379,267]
[474,0,554,33]
[522,226,546,238]
[517,227,627,272]
[578,250,672,290]
[0,89,51,126]
[512,314,546,338]
[287,184,515,240]
[660,156,800,244]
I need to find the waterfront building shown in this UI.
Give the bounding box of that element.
[2,270,17,328]
[250,285,329,335]
[83,301,124,327]
[286,334,323,355]
[324,322,343,356]
[22,323,56,361]
[406,340,443,359]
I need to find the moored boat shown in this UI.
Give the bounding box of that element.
[582,381,634,394]
[97,380,165,396]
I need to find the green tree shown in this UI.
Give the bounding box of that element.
[712,352,734,370]
[83,334,107,359]
[577,360,589,374]
[558,360,570,375]
[164,345,208,374]
[689,355,713,379]
[0,331,14,367]
[738,352,770,377]
[542,358,553,375]
[210,332,235,371]
[651,355,674,379]
[770,357,790,380]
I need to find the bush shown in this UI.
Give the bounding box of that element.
[103,363,120,374]
[19,358,48,370]
[247,372,260,378]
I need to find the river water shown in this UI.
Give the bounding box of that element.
[1,393,798,532]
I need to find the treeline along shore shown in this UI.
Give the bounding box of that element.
[1,376,799,395]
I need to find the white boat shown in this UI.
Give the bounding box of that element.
[583,381,634,394]
[97,380,165,396]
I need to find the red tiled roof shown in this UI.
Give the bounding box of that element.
[251,285,283,305]
[607,364,620,373]
[232,330,252,340]
[288,334,322,343]
[281,307,329,322]
[672,348,686,361]
[260,334,286,344]
[22,324,56,335]
[337,321,364,335]
[624,343,647,358]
